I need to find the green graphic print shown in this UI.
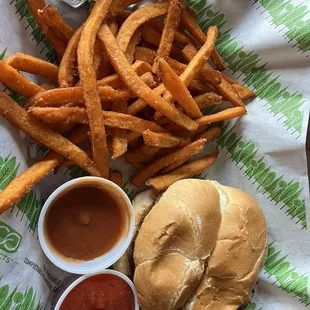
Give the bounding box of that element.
[10,0,57,63]
[0,220,22,254]
[188,0,305,136]
[218,123,307,228]
[0,280,44,310]
[0,155,43,232]
[265,242,310,305]
[252,0,310,54]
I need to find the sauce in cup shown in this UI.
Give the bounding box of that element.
[59,274,135,310]
[45,181,129,261]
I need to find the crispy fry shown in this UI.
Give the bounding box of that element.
[158,58,202,119]
[0,92,99,176]
[138,144,160,156]
[142,130,187,148]
[180,10,225,70]
[135,47,221,86]
[141,24,185,63]
[108,18,119,36]
[112,100,128,159]
[146,148,219,191]
[117,3,168,53]
[154,26,218,120]
[125,29,142,64]
[58,27,83,88]
[197,107,247,126]
[188,79,213,94]
[77,0,112,178]
[29,107,167,134]
[196,126,222,141]
[222,74,256,100]
[110,171,123,187]
[26,0,66,60]
[109,0,142,16]
[0,60,44,97]
[131,138,207,186]
[182,44,245,107]
[152,0,183,74]
[98,24,198,131]
[194,92,222,109]
[4,53,58,83]
[28,86,132,108]
[97,60,151,88]
[38,4,74,42]
[123,154,145,170]
[0,125,89,213]
[147,16,189,45]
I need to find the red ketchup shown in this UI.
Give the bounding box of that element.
[60,274,135,310]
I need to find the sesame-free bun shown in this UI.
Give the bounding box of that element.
[133,179,267,310]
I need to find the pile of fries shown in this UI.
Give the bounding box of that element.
[0,0,255,214]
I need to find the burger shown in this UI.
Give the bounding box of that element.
[114,179,268,310]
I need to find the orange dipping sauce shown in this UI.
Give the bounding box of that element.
[60,274,135,310]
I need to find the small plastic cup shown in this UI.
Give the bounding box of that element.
[38,176,135,274]
[54,270,139,309]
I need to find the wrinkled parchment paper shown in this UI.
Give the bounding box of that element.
[0,1,309,309]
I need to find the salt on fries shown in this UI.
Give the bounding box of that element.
[0,0,255,214]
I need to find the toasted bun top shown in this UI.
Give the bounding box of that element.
[133,179,268,310]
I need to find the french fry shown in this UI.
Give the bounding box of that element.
[125,29,142,64]
[146,148,219,191]
[109,0,142,16]
[117,3,169,53]
[110,171,123,187]
[77,0,112,178]
[137,144,160,156]
[112,100,128,159]
[188,79,214,94]
[152,0,183,74]
[38,4,74,42]
[197,107,247,126]
[4,53,58,83]
[154,26,218,120]
[160,126,221,174]
[196,126,222,141]
[143,130,187,148]
[98,24,198,131]
[29,107,167,134]
[27,0,66,60]
[222,74,256,100]
[97,60,152,88]
[131,138,207,187]
[0,125,89,214]
[135,47,221,86]
[0,60,44,97]
[158,58,202,119]
[182,44,245,107]
[28,86,132,108]
[108,18,119,36]
[141,24,185,63]
[0,92,100,176]
[194,92,222,109]
[123,154,145,170]
[180,10,225,70]
[58,27,83,88]
[147,16,189,45]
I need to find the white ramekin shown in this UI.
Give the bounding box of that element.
[38,176,135,274]
[54,270,139,310]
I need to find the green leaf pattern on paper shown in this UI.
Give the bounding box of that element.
[218,123,307,228]
[188,0,305,136]
[264,242,310,305]
[0,281,43,310]
[251,0,310,53]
